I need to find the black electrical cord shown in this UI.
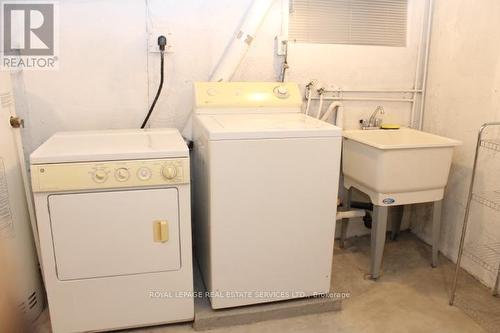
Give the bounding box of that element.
[141,36,167,129]
[141,51,164,128]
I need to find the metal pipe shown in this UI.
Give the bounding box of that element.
[323,89,422,94]
[311,96,415,103]
[304,87,313,116]
[316,89,325,119]
[303,81,316,116]
[410,0,427,128]
[449,122,500,305]
[418,0,435,130]
[280,0,289,39]
[305,89,416,103]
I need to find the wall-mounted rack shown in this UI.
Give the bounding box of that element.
[450,122,500,305]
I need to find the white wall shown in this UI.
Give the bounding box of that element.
[414,0,500,290]
[13,0,426,238]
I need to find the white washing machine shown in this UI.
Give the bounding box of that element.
[30,129,193,333]
[192,82,342,309]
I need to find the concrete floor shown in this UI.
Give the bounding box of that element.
[34,232,500,333]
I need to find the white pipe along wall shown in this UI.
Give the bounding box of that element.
[210,0,275,82]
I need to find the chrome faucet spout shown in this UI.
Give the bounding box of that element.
[360,106,385,130]
[369,106,385,125]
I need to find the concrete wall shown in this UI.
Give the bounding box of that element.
[414,0,500,290]
[13,0,426,238]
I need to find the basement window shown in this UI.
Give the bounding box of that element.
[289,0,408,47]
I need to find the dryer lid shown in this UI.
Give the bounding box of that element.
[30,128,188,164]
[196,113,342,140]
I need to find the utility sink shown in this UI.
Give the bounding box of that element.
[342,127,461,206]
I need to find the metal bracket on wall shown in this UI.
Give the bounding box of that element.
[9,116,24,128]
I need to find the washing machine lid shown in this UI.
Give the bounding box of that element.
[31,128,188,164]
[196,113,342,140]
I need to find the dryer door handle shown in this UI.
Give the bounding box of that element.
[153,220,169,243]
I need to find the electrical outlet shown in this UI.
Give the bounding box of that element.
[148,30,174,53]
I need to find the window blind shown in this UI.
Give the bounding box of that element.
[289,0,408,47]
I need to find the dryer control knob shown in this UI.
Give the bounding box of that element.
[93,170,108,182]
[162,165,177,180]
[115,168,130,182]
[137,167,152,180]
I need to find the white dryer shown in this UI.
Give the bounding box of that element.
[192,82,342,309]
[30,129,193,333]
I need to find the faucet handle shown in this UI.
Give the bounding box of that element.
[359,119,370,129]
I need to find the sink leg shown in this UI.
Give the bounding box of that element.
[371,205,388,280]
[340,187,352,249]
[390,206,400,241]
[492,262,500,296]
[402,204,412,229]
[391,205,410,240]
[432,200,443,268]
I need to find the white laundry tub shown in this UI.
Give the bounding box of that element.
[342,128,461,206]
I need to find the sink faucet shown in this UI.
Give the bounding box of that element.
[360,106,385,130]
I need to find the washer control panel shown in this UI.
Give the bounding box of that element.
[31,158,189,192]
[194,82,302,109]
